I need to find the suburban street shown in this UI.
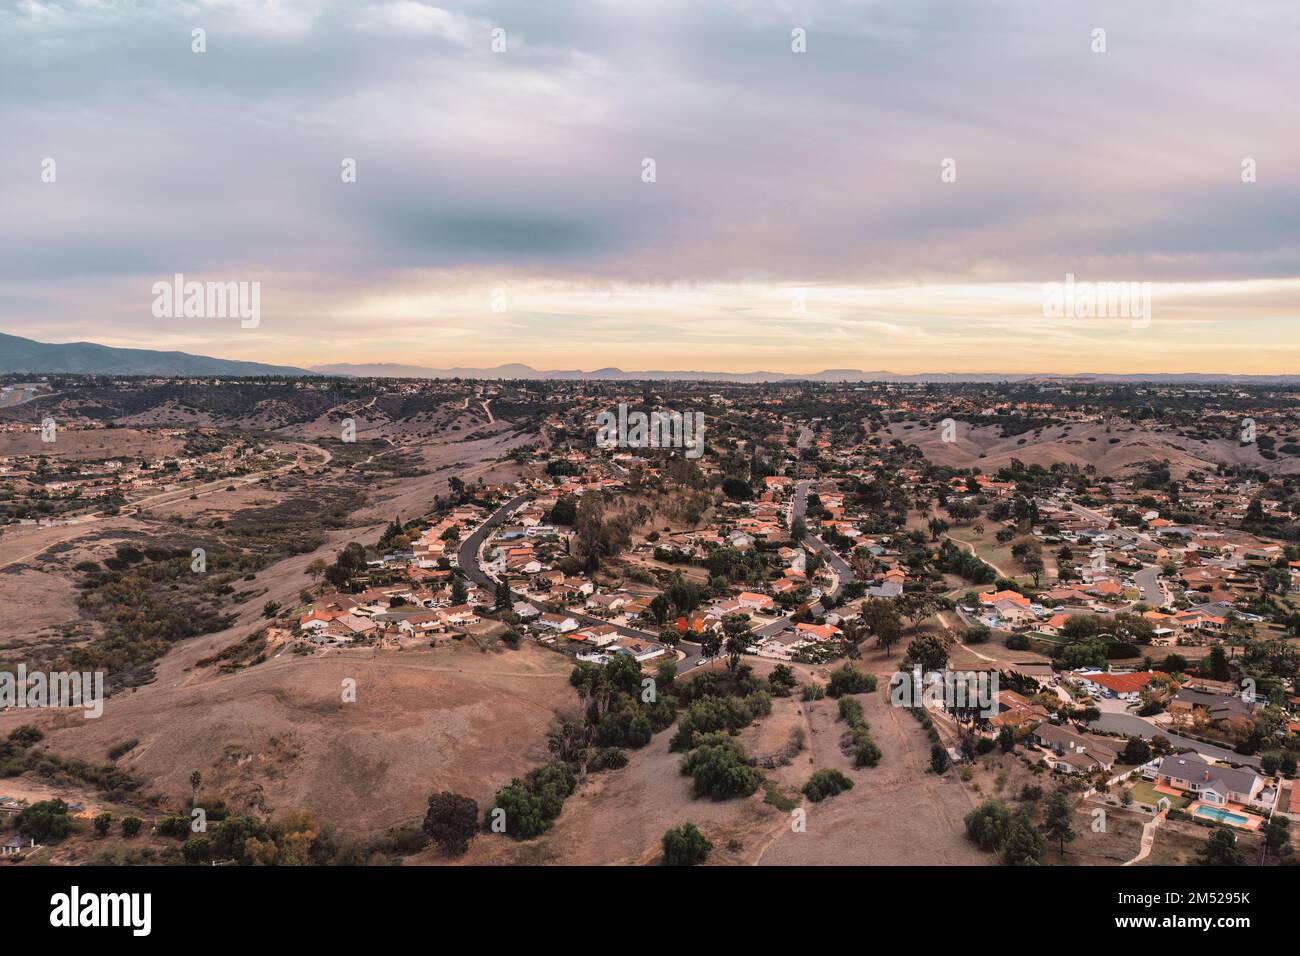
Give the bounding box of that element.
[1088,712,1260,768]
[457,494,705,669]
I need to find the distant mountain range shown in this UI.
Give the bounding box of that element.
[0,332,313,377]
[310,361,1300,385]
[3,332,1298,384]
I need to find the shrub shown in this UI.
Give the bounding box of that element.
[826,665,876,697]
[679,733,762,799]
[661,822,712,866]
[802,768,855,802]
[423,791,479,856]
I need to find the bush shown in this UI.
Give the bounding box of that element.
[826,665,876,697]
[800,683,826,701]
[679,733,762,800]
[661,822,713,866]
[802,768,855,802]
[965,799,1012,851]
[930,744,950,774]
[121,816,143,838]
[17,799,73,843]
[107,739,139,760]
[487,760,577,841]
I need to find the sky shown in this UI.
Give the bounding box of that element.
[2,0,1299,374]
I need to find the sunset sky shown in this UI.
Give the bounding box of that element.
[3,0,1298,374]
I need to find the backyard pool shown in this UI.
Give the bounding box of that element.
[1193,806,1250,827]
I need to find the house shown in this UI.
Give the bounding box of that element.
[1034,723,1117,773]
[573,624,620,647]
[585,593,627,613]
[1155,753,1264,807]
[794,622,841,641]
[610,637,667,662]
[989,691,1050,732]
[736,591,776,613]
[537,612,579,633]
[0,798,26,819]
[512,601,541,620]
[979,589,1031,608]
[1073,670,1166,701]
[1169,688,1259,722]
[1,834,37,857]
[441,605,482,627]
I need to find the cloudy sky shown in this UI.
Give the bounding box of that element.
[2,0,1298,373]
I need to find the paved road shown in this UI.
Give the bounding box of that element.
[755,479,856,638]
[457,494,705,669]
[1087,712,1260,767]
[1133,566,1166,606]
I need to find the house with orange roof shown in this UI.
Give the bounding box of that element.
[1073,670,1167,701]
[794,622,841,641]
[979,589,1031,608]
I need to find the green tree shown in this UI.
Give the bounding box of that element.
[1196,828,1246,866]
[721,613,754,672]
[661,822,713,866]
[422,791,480,856]
[16,799,72,843]
[1042,791,1077,855]
[1001,811,1045,866]
[964,799,1012,852]
[121,816,142,838]
[93,812,113,837]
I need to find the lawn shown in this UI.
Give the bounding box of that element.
[1127,779,1191,810]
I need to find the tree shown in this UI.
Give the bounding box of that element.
[422,791,480,856]
[698,628,722,662]
[451,576,468,605]
[1205,646,1232,682]
[861,599,903,655]
[182,836,212,864]
[495,579,511,611]
[679,733,762,799]
[1042,791,1077,855]
[121,816,143,838]
[1120,737,1151,765]
[965,622,992,645]
[661,822,713,866]
[1262,816,1291,863]
[1001,811,1045,866]
[904,633,950,673]
[964,799,1012,852]
[721,613,754,672]
[16,799,72,843]
[1196,828,1246,866]
[305,558,328,584]
[93,812,113,836]
[930,744,950,774]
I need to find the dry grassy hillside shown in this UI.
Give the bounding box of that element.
[887,419,1298,477]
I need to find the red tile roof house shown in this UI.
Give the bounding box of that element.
[1072,670,1167,701]
[736,591,776,613]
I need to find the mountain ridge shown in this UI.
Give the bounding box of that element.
[3,332,1297,383]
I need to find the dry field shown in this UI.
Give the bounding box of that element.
[433,659,991,866]
[2,639,577,837]
[888,419,1300,478]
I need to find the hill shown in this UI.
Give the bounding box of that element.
[0,331,314,377]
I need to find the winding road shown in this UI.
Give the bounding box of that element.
[456,494,705,669]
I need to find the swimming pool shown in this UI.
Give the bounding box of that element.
[1193,805,1250,827]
